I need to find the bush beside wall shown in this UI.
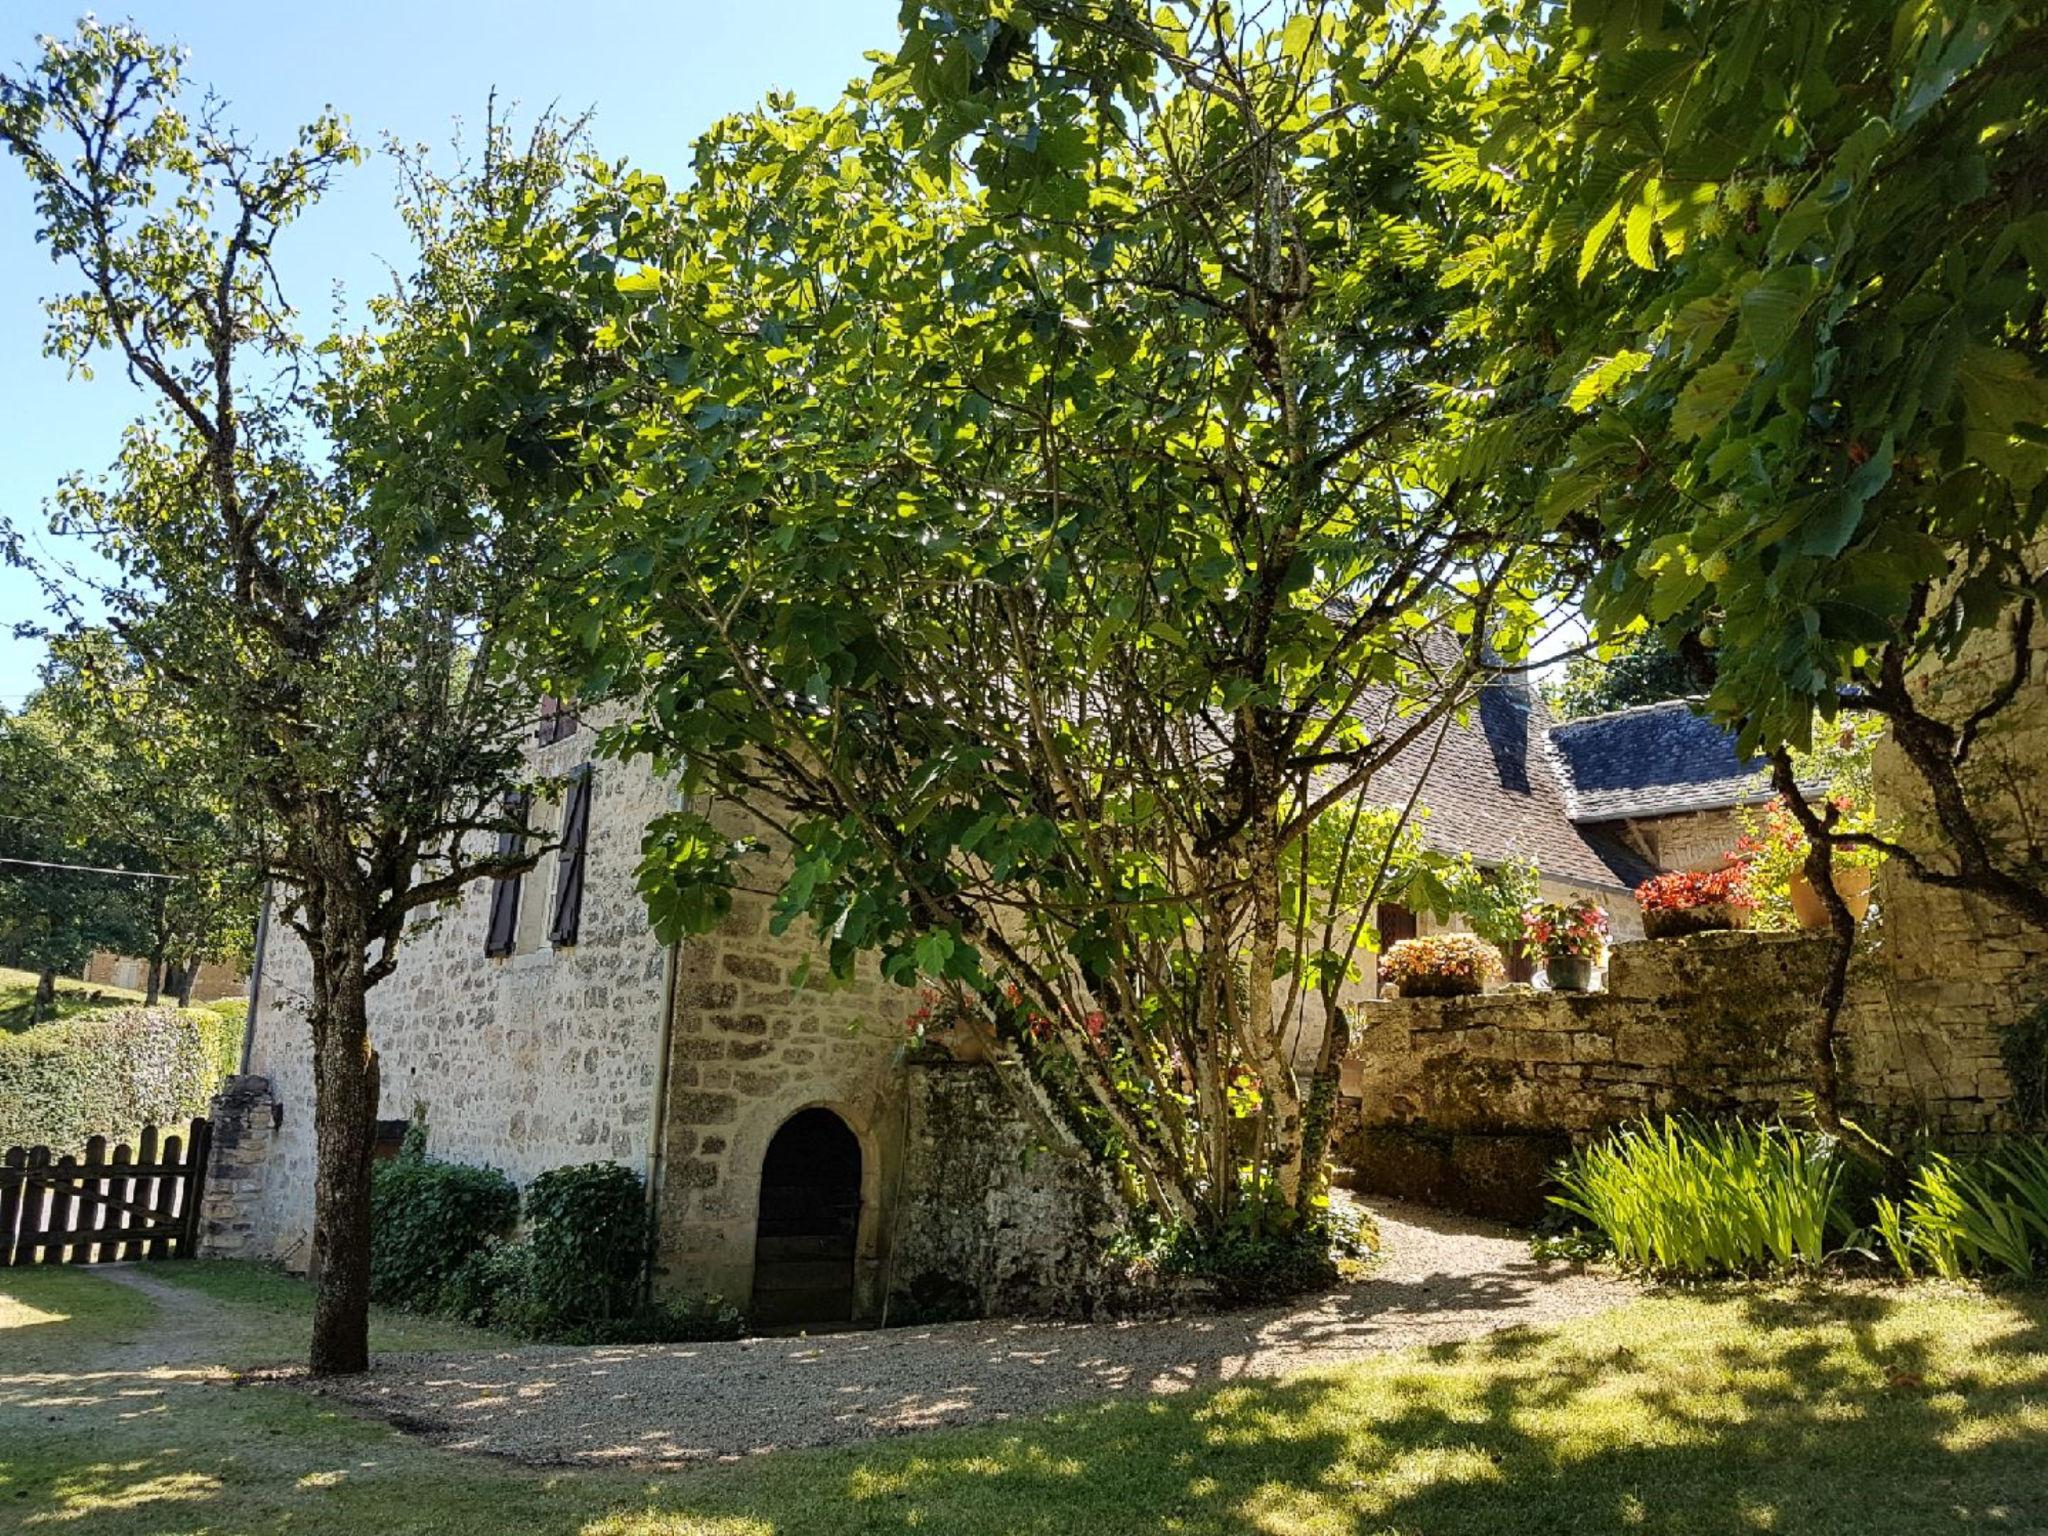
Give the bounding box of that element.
[197,999,247,1082]
[368,1153,521,1313]
[369,1150,744,1343]
[0,1006,228,1152]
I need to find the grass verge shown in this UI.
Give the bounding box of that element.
[2,1262,2042,1534]
[0,964,145,1033]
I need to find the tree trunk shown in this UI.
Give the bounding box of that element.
[33,967,56,1022]
[1293,998,1350,1222]
[175,957,197,1008]
[145,886,167,1006]
[306,893,379,1376]
[1770,755,1898,1178]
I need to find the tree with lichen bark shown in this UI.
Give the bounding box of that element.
[0,23,558,1372]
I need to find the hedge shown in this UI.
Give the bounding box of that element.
[0,1005,231,1152]
[196,999,247,1081]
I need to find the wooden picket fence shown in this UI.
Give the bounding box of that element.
[0,1119,211,1267]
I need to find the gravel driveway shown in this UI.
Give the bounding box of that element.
[329,1201,1629,1466]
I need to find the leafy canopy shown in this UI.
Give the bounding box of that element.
[1448,0,2047,751]
[447,0,1570,1231]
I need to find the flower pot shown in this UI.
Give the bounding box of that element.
[1641,902,1752,940]
[1392,972,1483,999]
[1544,954,1596,992]
[1788,866,1873,930]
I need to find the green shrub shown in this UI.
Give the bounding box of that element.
[191,1002,244,1084]
[1159,1199,1379,1304]
[1872,1141,2048,1280]
[368,1151,520,1313]
[0,1005,225,1151]
[1999,1001,2048,1130]
[1549,1117,1848,1276]
[520,1160,654,1334]
[368,1152,744,1341]
[438,1239,533,1328]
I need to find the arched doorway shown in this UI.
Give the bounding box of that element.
[751,1107,862,1328]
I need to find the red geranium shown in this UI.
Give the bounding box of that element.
[1635,863,1754,913]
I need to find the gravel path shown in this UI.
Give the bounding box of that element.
[329,1202,1631,1466]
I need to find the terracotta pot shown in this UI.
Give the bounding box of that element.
[1641,903,1752,940]
[1544,954,1596,992]
[1392,971,1484,999]
[1788,866,1873,930]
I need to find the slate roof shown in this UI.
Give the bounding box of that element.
[1546,699,1773,822]
[1364,679,1661,893]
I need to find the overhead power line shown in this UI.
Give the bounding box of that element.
[0,856,183,881]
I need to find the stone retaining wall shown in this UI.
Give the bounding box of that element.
[1340,928,2030,1221]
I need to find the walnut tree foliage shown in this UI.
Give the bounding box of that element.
[437,0,1571,1236]
[1447,0,2048,926]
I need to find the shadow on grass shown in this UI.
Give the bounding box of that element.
[609,1284,2048,1536]
[324,1205,1618,1467]
[3,1282,2044,1535]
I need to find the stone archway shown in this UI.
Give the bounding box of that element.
[750,1106,863,1328]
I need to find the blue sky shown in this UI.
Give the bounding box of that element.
[0,1,901,704]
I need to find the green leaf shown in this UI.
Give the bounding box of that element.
[1567,350,1653,411]
[1670,358,1750,440]
[1578,194,1625,283]
[1738,267,1819,358]
[913,931,955,977]
[1624,199,1658,271]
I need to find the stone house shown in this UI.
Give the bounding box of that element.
[1546,699,1782,876]
[82,951,245,1005]
[220,685,1828,1324]
[1360,682,1783,985]
[1342,618,2048,1220]
[232,714,1119,1326]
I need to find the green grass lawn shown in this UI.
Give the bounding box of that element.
[0,963,145,1032]
[2,1262,2043,1535]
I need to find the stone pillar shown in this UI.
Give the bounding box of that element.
[198,1074,278,1260]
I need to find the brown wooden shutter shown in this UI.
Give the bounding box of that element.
[549,766,593,947]
[484,791,529,957]
[1376,902,1418,945]
[537,695,580,745]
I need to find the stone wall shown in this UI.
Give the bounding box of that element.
[84,952,247,1004]
[1614,806,1744,874]
[242,724,679,1266]
[649,794,913,1316]
[1851,579,2048,1137]
[1340,928,2027,1221]
[196,1074,278,1260]
[886,1058,1126,1321]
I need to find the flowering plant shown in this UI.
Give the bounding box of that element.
[1521,897,1609,962]
[1636,863,1754,938]
[1734,794,1885,930]
[1635,863,1753,913]
[1378,934,1505,997]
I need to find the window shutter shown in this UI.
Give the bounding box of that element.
[549,765,594,947]
[538,695,580,745]
[1376,902,1418,945]
[484,791,530,957]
